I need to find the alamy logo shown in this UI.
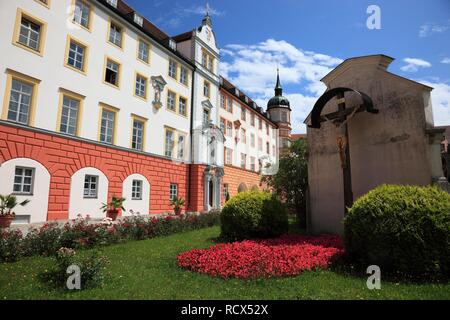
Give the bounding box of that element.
[366,265,381,290]
[66,265,81,290]
[366,5,382,30]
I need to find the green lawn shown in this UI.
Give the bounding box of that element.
[0,226,449,300]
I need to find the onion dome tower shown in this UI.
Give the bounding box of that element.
[267,69,292,154]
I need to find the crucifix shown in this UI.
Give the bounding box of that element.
[309,88,378,214]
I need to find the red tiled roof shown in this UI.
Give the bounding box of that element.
[173,31,195,43]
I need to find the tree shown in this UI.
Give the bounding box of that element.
[262,139,308,228]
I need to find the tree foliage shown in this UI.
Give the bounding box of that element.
[262,139,308,227]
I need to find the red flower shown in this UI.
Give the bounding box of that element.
[177,235,344,279]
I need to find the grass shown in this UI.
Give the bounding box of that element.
[0,226,449,300]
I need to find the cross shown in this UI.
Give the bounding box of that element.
[206,1,210,16]
[309,88,378,214]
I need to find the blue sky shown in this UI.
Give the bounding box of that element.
[126,0,450,133]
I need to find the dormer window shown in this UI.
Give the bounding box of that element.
[134,13,143,27]
[169,39,177,51]
[106,0,117,8]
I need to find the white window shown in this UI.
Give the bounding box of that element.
[177,135,185,159]
[266,142,270,154]
[241,129,246,144]
[220,94,226,109]
[132,119,144,151]
[60,96,79,135]
[169,183,178,201]
[169,39,177,51]
[208,57,213,72]
[135,75,147,98]
[83,175,98,198]
[281,111,288,122]
[251,133,255,148]
[258,138,263,151]
[226,121,233,137]
[7,80,32,125]
[167,91,176,111]
[251,113,255,126]
[225,148,232,165]
[201,51,207,68]
[220,118,226,133]
[138,40,149,63]
[19,17,41,51]
[100,109,115,144]
[250,157,256,172]
[203,109,210,126]
[73,0,90,29]
[134,13,143,27]
[227,98,233,113]
[169,60,177,78]
[241,153,246,169]
[109,22,122,47]
[180,66,188,85]
[105,59,119,86]
[179,97,187,116]
[132,180,143,200]
[165,129,175,157]
[106,0,118,8]
[68,40,86,71]
[13,167,34,195]
[241,107,246,121]
[203,81,210,97]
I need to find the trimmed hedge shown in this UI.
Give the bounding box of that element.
[344,185,450,280]
[220,191,288,241]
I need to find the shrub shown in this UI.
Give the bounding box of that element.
[220,191,288,241]
[39,247,109,290]
[0,229,23,262]
[344,185,450,280]
[22,223,63,257]
[0,211,221,263]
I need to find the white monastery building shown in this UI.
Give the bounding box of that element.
[0,0,292,224]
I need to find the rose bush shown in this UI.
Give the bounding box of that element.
[0,211,220,263]
[177,235,343,279]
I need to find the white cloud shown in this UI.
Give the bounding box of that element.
[183,5,224,16]
[419,80,450,126]
[400,58,432,72]
[419,22,449,38]
[219,39,343,133]
[441,58,450,64]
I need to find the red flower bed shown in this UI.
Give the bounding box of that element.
[177,235,344,279]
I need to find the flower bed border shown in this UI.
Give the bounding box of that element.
[0,211,220,263]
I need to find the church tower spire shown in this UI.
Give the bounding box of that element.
[266,69,292,155]
[275,68,283,96]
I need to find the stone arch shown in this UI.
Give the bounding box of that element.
[121,173,151,216]
[309,87,378,129]
[0,157,50,223]
[69,167,109,219]
[237,183,248,193]
[251,185,259,191]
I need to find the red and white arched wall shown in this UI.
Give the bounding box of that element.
[0,123,199,223]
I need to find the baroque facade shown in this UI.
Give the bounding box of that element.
[0,0,291,223]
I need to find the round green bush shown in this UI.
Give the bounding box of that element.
[220,191,288,240]
[344,185,450,280]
